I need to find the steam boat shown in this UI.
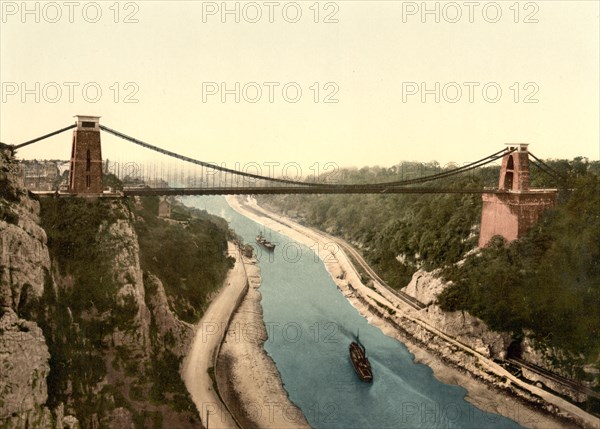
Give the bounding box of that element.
[349,331,373,382]
[255,231,276,251]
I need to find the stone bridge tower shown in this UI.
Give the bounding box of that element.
[478,144,557,247]
[68,115,103,194]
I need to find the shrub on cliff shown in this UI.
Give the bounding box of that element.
[132,197,234,323]
[40,198,118,314]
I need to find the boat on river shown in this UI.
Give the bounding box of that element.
[255,230,276,251]
[349,331,373,382]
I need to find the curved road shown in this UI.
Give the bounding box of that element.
[182,242,245,429]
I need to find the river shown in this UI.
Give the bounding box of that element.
[185,196,522,429]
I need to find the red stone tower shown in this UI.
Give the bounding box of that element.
[68,115,104,194]
[478,144,557,247]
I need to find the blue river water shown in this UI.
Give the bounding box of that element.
[185,196,522,429]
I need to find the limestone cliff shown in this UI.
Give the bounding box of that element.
[101,210,152,359]
[0,187,50,311]
[0,309,53,428]
[403,269,512,359]
[1,150,203,428]
[1,149,72,429]
[401,267,592,403]
[402,269,448,306]
[144,274,194,359]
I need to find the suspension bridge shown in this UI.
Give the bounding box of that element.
[5,116,565,197]
[4,116,590,405]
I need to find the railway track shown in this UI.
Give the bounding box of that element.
[508,357,600,400]
[328,237,427,311]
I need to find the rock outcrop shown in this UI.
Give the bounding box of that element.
[402,268,448,306]
[423,305,512,359]
[0,309,52,428]
[0,170,51,314]
[402,269,512,359]
[145,274,194,358]
[101,214,152,357]
[1,150,70,428]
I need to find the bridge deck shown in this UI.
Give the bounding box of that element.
[31,187,558,197]
[123,186,495,196]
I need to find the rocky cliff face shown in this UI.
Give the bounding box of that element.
[423,305,512,359]
[402,269,512,359]
[518,333,591,402]
[1,149,71,429]
[102,213,152,357]
[144,274,194,358]
[0,309,53,428]
[402,268,593,403]
[1,150,200,428]
[0,196,50,312]
[402,269,447,306]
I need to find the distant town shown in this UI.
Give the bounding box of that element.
[20,159,69,191]
[17,159,168,192]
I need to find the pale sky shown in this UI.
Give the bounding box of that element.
[1,1,598,173]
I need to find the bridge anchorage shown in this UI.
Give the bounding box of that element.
[8,115,562,247]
